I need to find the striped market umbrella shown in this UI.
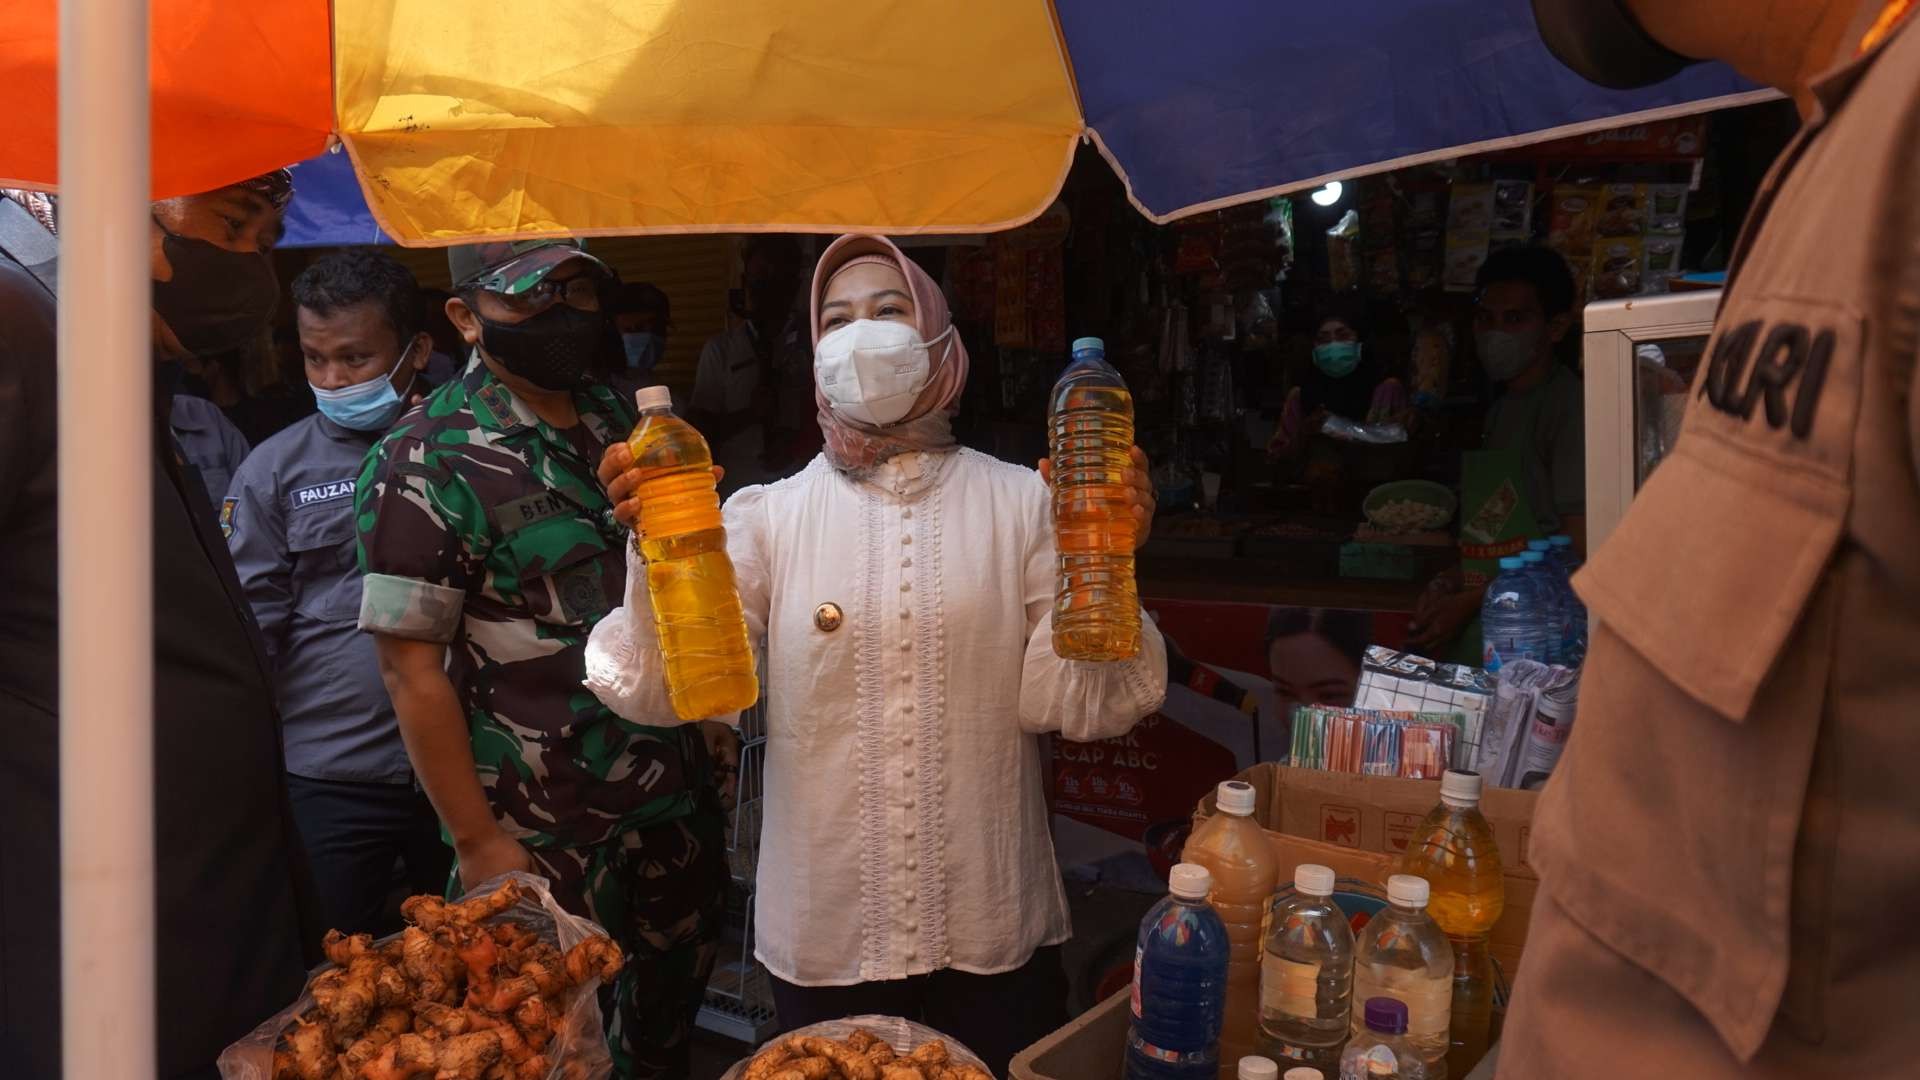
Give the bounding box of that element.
[3,0,1767,245]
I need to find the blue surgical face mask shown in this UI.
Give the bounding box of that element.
[311,342,416,432]
[1312,340,1362,378]
[621,331,662,372]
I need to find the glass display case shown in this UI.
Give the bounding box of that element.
[1581,289,1722,551]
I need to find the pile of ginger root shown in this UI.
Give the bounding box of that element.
[741,1028,992,1080]
[271,880,624,1080]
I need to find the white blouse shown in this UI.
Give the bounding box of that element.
[584,448,1167,986]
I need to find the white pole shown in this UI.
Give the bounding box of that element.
[58,0,154,1077]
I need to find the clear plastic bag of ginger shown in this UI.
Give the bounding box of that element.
[218,872,619,1080]
[719,1016,994,1080]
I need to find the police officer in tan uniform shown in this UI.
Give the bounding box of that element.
[1500,1,1920,1075]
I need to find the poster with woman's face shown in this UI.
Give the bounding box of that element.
[1265,606,1374,720]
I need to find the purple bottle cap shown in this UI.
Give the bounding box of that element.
[1363,997,1409,1035]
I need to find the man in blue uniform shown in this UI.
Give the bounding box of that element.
[170,391,251,513]
[226,249,451,934]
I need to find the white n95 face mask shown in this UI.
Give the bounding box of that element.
[814,319,951,427]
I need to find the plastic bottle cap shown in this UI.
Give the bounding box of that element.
[1440,770,1483,806]
[1386,874,1429,908]
[1293,863,1336,897]
[1217,780,1257,817]
[1071,336,1106,356]
[1549,534,1573,548]
[1527,539,1553,552]
[1169,863,1213,900]
[1283,1070,1324,1080]
[1363,997,1410,1035]
[1498,556,1523,570]
[633,385,672,412]
[1235,1057,1280,1080]
[1521,550,1546,563]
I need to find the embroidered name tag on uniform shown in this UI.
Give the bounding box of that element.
[291,478,356,508]
[1685,295,1863,480]
[494,491,571,534]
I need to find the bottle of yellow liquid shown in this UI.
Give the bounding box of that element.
[1049,337,1141,661]
[1395,770,1504,1079]
[1183,780,1280,1078]
[626,386,759,721]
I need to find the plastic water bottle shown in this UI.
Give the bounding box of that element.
[626,386,760,720]
[1547,533,1582,574]
[1183,781,1280,1072]
[1395,772,1504,1079]
[1480,556,1552,673]
[1260,864,1354,1074]
[1351,876,1452,1078]
[1128,864,1232,1080]
[1547,534,1588,662]
[1050,337,1141,661]
[1518,549,1565,664]
[1338,999,1429,1080]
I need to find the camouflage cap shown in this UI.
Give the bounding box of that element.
[448,238,610,296]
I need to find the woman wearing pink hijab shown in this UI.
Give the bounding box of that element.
[587,234,1166,1071]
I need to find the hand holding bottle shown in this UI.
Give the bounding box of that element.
[1037,444,1157,548]
[598,440,724,534]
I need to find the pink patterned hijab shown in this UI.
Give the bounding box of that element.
[809,234,970,474]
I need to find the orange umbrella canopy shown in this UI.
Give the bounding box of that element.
[0,0,332,198]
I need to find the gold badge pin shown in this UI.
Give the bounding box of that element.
[813,602,844,633]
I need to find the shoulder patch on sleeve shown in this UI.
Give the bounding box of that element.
[219,496,238,539]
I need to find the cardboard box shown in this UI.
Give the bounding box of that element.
[1008,989,1129,1080]
[1193,764,1539,978]
[1009,986,1508,1080]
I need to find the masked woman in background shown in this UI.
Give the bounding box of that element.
[585,234,1168,1074]
[1265,305,1408,461]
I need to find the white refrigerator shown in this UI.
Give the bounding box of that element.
[1581,288,1723,552]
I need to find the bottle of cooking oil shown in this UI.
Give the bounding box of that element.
[1049,337,1141,661]
[1182,781,1280,1076]
[626,386,759,720]
[1394,771,1503,1080]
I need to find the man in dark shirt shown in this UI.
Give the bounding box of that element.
[0,176,318,1079]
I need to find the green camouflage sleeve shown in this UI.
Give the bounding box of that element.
[354,431,484,643]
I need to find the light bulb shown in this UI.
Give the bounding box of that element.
[1310,181,1343,207]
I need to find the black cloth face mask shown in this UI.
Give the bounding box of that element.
[150,222,279,357]
[479,303,606,391]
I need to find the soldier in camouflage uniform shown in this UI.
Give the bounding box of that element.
[355,239,730,1080]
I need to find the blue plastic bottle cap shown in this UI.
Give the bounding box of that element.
[1527,538,1553,552]
[1549,534,1573,548]
[1071,336,1106,358]
[1521,551,1546,564]
[1363,997,1410,1035]
[1498,556,1524,570]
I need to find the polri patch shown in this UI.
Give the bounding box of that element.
[290,478,356,509]
[219,497,238,538]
